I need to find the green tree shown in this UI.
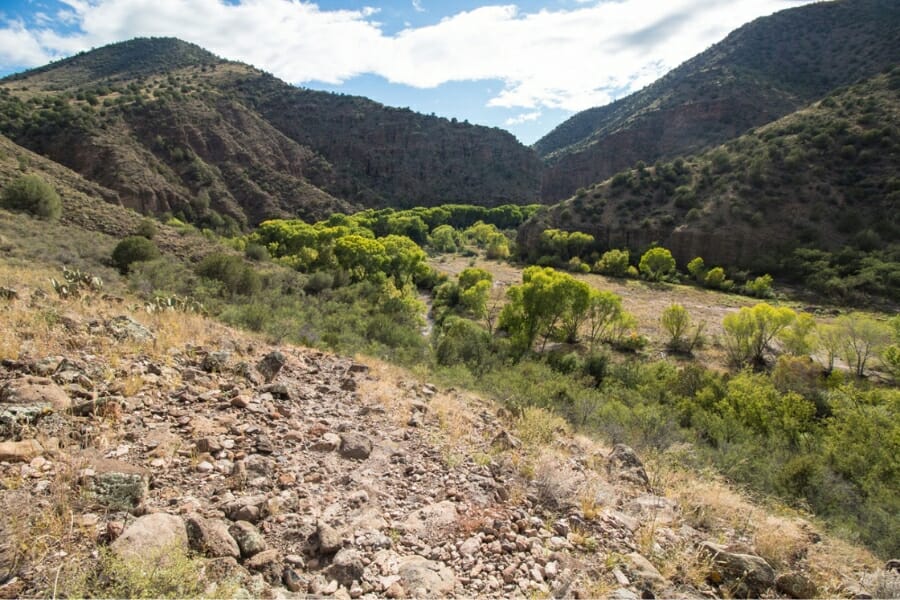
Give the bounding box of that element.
[485,233,510,259]
[638,247,676,282]
[594,249,630,277]
[112,236,160,273]
[687,257,706,282]
[584,290,625,349]
[722,303,797,367]
[837,314,892,377]
[458,267,493,318]
[704,266,732,290]
[1,174,62,221]
[661,303,703,354]
[429,224,459,253]
[381,235,427,284]
[334,235,387,282]
[779,313,817,356]
[499,266,592,355]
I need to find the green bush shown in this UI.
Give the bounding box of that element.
[135,218,158,239]
[112,236,160,273]
[745,274,775,298]
[638,247,676,282]
[244,242,270,262]
[196,253,261,296]
[1,174,62,221]
[594,249,630,277]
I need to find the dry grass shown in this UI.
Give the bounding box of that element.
[664,465,881,589]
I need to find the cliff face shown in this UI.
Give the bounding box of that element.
[225,73,543,209]
[0,38,543,227]
[534,0,900,202]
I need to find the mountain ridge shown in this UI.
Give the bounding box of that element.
[0,37,542,227]
[534,0,900,201]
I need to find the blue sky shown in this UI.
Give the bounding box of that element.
[0,0,812,144]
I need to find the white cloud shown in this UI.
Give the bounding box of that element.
[412,0,424,13]
[0,0,815,113]
[505,110,542,125]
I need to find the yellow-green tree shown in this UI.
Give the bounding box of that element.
[722,303,797,367]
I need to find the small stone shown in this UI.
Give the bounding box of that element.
[327,548,365,586]
[385,582,405,598]
[317,522,344,554]
[111,513,187,561]
[229,520,268,558]
[283,567,306,592]
[185,514,240,559]
[196,461,214,473]
[338,433,373,460]
[459,536,481,556]
[311,433,341,452]
[776,572,818,599]
[196,437,223,454]
[257,351,286,383]
[201,351,230,373]
[245,548,282,584]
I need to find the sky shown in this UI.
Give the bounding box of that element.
[0,0,814,144]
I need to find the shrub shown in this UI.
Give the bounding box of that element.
[65,543,230,599]
[1,174,62,221]
[112,236,160,273]
[516,406,569,447]
[687,256,706,282]
[661,303,704,354]
[244,242,270,262]
[594,249,630,277]
[135,218,158,239]
[745,274,775,298]
[582,351,609,386]
[638,247,676,282]
[704,266,733,290]
[722,303,796,367]
[196,253,261,296]
[434,316,493,372]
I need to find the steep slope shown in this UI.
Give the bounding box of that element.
[0,257,892,598]
[0,38,542,228]
[223,73,542,209]
[535,0,900,202]
[0,131,236,263]
[520,69,900,296]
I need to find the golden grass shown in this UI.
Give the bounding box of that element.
[663,464,881,588]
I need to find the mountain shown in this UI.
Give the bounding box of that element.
[0,38,541,228]
[519,69,900,296]
[534,0,900,202]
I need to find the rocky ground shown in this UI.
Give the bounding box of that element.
[0,277,896,599]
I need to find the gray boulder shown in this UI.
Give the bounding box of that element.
[700,541,775,598]
[111,513,187,561]
[339,433,373,460]
[185,513,240,559]
[397,555,457,597]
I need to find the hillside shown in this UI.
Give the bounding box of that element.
[520,69,900,299]
[0,255,893,598]
[0,38,542,228]
[535,0,900,202]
